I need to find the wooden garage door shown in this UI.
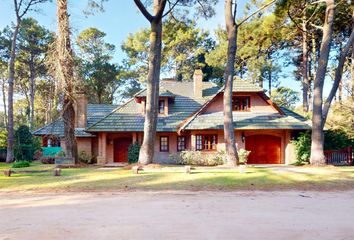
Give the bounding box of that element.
[245,135,281,164]
[114,138,132,162]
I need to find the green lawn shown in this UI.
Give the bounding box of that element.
[1,162,354,192]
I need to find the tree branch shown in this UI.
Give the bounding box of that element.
[133,0,154,22]
[162,0,181,18]
[322,27,354,121]
[238,0,277,26]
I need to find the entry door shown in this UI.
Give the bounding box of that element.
[114,138,132,162]
[245,135,281,164]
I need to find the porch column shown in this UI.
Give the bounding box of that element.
[190,134,196,151]
[97,133,107,165]
[132,132,137,143]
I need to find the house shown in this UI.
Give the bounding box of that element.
[33,70,311,164]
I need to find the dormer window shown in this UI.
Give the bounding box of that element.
[233,96,250,111]
[159,100,165,114]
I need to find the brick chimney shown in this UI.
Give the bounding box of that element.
[74,91,88,128]
[193,69,203,98]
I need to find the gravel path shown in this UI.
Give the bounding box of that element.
[1,191,354,240]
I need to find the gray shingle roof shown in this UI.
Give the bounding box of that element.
[183,107,311,130]
[231,77,264,92]
[33,104,119,137]
[86,81,220,132]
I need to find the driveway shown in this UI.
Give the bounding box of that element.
[1,191,354,240]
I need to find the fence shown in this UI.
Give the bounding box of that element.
[324,146,353,166]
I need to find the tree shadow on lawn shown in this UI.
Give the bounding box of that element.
[1,167,354,192]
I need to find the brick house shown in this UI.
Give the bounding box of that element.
[34,70,311,164]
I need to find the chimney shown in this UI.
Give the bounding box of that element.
[74,91,88,128]
[193,69,203,98]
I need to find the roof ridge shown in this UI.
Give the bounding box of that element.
[178,87,224,132]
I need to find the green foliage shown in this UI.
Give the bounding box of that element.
[177,151,224,166]
[128,142,141,164]
[206,13,286,82]
[0,128,7,148]
[56,151,66,157]
[78,151,96,164]
[76,27,119,104]
[238,149,251,165]
[326,99,354,138]
[271,87,300,109]
[324,130,353,151]
[12,160,31,168]
[292,130,353,164]
[14,125,39,161]
[121,16,215,81]
[292,131,311,164]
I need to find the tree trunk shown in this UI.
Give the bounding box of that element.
[310,0,335,166]
[6,20,20,163]
[223,0,239,166]
[2,79,7,128]
[57,0,78,163]
[302,18,309,113]
[138,1,163,165]
[29,57,35,130]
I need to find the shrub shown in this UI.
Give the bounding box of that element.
[168,152,182,164]
[78,151,96,164]
[40,157,55,164]
[178,150,224,166]
[56,151,66,157]
[324,130,353,150]
[14,125,40,161]
[238,149,251,164]
[12,160,31,168]
[292,131,311,164]
[292,130,354,164]
[128,142,141,164]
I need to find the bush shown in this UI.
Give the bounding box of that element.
[128,142,141,164]
[12,160,31,168]
[238,149,251,164]
[14,125,40,161]
[56,151,66,157]
[177,150,225,166]
[324,129,353,150]
[78,151,96,164]
[292,131,311,164]
[40,157,55,164]
[292,130,353,164]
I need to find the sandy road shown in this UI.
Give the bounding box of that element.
[1,191,354,240]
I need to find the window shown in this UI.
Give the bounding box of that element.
[160,136,169,152]
[177,136,186,151]
[196,134,217,151]
[232,96,250,111]
[159,100,165,114]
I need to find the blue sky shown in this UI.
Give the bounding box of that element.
[0,0,331,106]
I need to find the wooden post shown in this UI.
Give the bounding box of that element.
[132,166,140,174]
[54,168,61,176]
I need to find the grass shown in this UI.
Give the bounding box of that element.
[0,162,354,192]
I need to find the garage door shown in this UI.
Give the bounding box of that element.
[245,135,281,164]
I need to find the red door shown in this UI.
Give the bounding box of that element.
[245,135,281,164]
[114,138,132,162]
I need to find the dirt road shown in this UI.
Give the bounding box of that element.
[1,191,354,240]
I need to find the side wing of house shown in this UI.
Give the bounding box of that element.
[181,79,311,164]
